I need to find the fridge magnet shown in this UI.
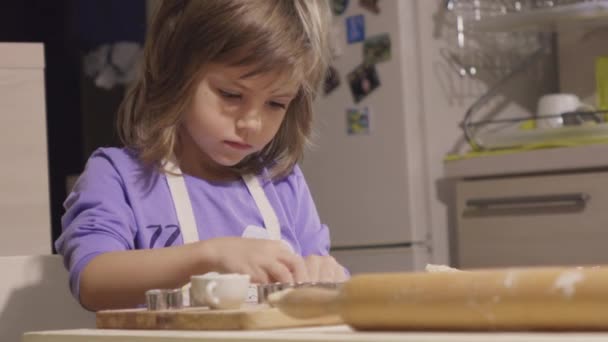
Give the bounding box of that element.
[363,33,391,65]
[323,66,341,96]
[347,107,371,135]
[359,0,380,14]
[345,14,365,44]
[331,0,349,16]
[347,63,380,103]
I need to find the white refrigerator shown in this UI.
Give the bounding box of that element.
[301,0,431,274]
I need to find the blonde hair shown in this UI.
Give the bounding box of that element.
[117,0,333,178]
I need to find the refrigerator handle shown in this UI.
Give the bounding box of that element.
[466,193,590,209]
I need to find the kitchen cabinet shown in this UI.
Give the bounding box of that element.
[456,170,608,268]
[0,43,51,255]
[446,144,608,269]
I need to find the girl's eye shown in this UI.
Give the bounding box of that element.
[268,101,287,110]
[219,89,241,99]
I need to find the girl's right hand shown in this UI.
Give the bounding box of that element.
[196,237,309,284]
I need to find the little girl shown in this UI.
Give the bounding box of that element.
[55,0,348,311]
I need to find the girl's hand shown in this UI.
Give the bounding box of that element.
[198,237,309,284]
[304,255,349,283]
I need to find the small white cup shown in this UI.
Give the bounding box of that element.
[190,272,251,310]
[536,93,584,129]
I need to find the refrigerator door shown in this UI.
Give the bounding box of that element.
[332,246,420,275]
[301,0,420,247]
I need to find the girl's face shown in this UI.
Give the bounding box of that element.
[180,63,298,179]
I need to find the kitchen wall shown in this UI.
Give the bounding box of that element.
[558,27,608,106]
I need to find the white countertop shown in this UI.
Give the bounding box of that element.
[444,144,608,179]
[22,326,608,342]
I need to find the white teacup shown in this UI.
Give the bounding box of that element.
[190,272,250,310]
[536,93,591,129]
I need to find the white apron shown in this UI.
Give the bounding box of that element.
[163,158,283,303]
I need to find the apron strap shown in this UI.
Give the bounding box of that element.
[163,158,200,244]
[241,174,282,241]
[164,158,281,243]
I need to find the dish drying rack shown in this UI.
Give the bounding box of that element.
[443,0,608,150]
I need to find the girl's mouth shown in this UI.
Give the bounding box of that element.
[224,140,253,150]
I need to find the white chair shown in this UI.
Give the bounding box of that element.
[0,255,95,342]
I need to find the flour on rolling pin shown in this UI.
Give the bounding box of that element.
[426,264,587,299]
[553,269,585,297]
[503,270,518,288]
[499,268,586,297]
[425,264,461,273]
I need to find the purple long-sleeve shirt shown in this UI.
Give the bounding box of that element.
[55,147,330,300]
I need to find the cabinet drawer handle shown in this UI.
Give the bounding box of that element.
[466,193,590,208]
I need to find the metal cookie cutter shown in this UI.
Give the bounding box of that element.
[145,288,183,310]
[257,282,343,304]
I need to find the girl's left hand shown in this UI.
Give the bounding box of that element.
[304,255,350,283]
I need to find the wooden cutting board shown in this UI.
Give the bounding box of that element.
[96,304,343,330]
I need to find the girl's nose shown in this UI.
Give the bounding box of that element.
[236,108,262,133]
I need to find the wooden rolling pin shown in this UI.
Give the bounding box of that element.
[268,266,608,331]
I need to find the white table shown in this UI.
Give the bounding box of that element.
[23,326,608,342]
